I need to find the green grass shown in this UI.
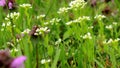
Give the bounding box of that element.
[0,0,120,68]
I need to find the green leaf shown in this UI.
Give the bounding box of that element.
[63,28,73,40]
[47,46,54,56]
[51,49,61,68]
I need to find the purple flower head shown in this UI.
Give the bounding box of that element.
[8,1,13,9]
[0,0,6,6]
[0,0,15,9]
[10,56,27,68]
[8,0,15,9]
[0,49,14,68]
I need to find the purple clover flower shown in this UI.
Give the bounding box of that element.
[8,2,13,9]
[0,50,27,68]
[10,56,27,68]
[0,0,6,6]
[0,0,14,9]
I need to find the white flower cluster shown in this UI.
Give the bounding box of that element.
[10,48,18,53]
[66,16,90,25]
[79,16,90,21]
[103,38,120,44]
[88,26,94,29]
[69,0,87,10]
[41,59,51,64]
[34,27,50,35]
[94,15,106,20]
[2,23,5,27]
[2,22,11,27]
[19,4,32,9]
[37,14,45,19]
[113,22,117,25]
[7,42,14,47]
[105,25,113,30]
[1,12,20,31]
[57,0,87,14]
[21,29,31,34]
[105,22,118,30]
[16,38,22,42]
[81,32,92,39]
[55,38,62,45]
[50,18,61,24]
[1,12,19,31]
[44,18,61,25]
[5,12,20,20]
[57,7,70,14]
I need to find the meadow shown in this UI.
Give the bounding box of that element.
[0,0,120,68]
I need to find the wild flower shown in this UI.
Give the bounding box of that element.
[1,22,10,31]
[6,21,11,26]
[69,0,87,10]
[107,38,113,44]
[105,25,113,30]
[90,0,97,7]
[88,26,94,29]
[41,59,46,64]
[66,21,73,25]
[2,21,13,27]
[19,3,32,9]
[1,21,16,31]
[94,14,106,20]
[5,12,20,20]
[29,25,39,37]
[0,50,26,68]
[102,6,111,15]
[103,38,120,44]
[57,0,87,14]
[0,0,15,9]
[57,7,70,14]
[114,38,120,42]
[10,48,18,53]
[7,42,14,47]
[66,16,90,25]
[45,18,61,25]
[2,22,5,27]
[112,22,117,25]
[78,16,90,21]
[55,38,62,45]
[0,0,6,6]
[34,27,50,35]
[8,1,13,9]
[16,38,21,42]
[41,59,51,64]
[44,22,49,25]
[82,32,92,39]
[13,25,16,27]
[50,18,61,25]
[10,56,27,68]
[21,29,31,34]
[37,14,45,19]
[0,49,13,68]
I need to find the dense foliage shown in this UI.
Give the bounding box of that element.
[0,0,120,68]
